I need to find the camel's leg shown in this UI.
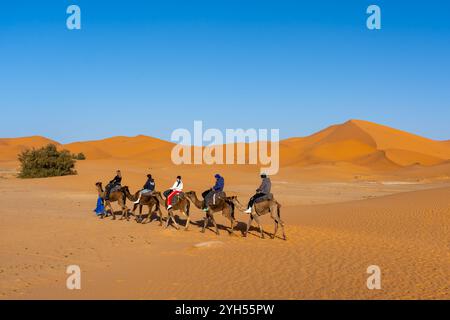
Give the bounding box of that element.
[139,205,145,223]
[272,220,278,239]
[210,214,219,235]
[184,201,191,231]
[244,215,253,237]
[108,203,115,220]
[184,213,191,231]
[253,214,265,239]
[201,216,209,233]
[270,209,279,239]
[226,214,235,235]
[279,214,287,240]
[144,204,151,223]
[124,206,129,221]
[146,204,152,223]
[166,210,179,230]
[171,213,180,230]
[164,210,171,229]
[157,207,163,226]
[133,203,142,222]
[119,202,125,220]
[119,205,126,220]
[272,204,286,240]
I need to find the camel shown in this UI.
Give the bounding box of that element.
[122,187,162,224]
[95,182,128,220]
[153,191,191,230]
[230,196,286,240]
[185,191,237,235]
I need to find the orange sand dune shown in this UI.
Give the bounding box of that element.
[281,120,450,170]
[63,135,174,160]
[0,136,60,161]
[2,120,450,178]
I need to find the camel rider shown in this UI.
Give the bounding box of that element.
[133,174,156,204]
[105,170,122,200]
[202,174,224,212]
[244,173,271,213]
[167,176,183,210]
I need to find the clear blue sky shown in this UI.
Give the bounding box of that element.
[1,0,449,143]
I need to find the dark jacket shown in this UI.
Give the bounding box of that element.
[213,175,225,192]
[109,175,122,186]
[257,177,271,194]
[143,178,155,191]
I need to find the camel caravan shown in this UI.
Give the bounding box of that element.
[94,171,286,240]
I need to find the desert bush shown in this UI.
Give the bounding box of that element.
[18,144,77,178]
[73,152,86,160]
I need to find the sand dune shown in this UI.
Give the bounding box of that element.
[63,135,173,160]
[2,120,450,176]
[0,136,60,161]
[281,120,450,170]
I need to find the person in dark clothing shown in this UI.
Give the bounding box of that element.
[105,170,122,200]
[133,174,156,204]
[202,174,224,211]
[244,173,271,213]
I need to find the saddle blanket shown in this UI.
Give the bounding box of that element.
[255,193,273,204]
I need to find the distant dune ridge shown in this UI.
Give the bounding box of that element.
[0,136,60,160]
[2,120,450,173]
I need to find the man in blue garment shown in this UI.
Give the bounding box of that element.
[202,174,224,212]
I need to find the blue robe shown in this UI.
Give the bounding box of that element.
[93,196,105,215]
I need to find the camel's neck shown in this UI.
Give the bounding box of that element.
[154,193,166,206]
[187,193,203,209]
[232,199,246,211]
[124,189,137,201]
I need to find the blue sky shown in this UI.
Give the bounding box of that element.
[1,0,449,143]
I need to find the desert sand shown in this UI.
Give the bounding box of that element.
[1,120,449,299]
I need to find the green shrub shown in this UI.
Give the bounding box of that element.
[72,152,86,160]
[18,144,77,178]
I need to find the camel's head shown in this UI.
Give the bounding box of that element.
[122,186,129,193]
[95,182,102,188]
[229,196,240,203]
[185,191,195,197]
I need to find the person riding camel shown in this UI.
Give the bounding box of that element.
[244,173,271,213]
[201,174,224,212]
[105,170,122,200]
[133,174,156,204]
[167,176,183,210]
